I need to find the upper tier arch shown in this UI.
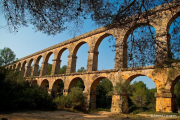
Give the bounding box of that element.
[56,47,69,60]
[167,11,180,33]
[123,23,156,44]
[94,33,116,52]
[72,41,90,56]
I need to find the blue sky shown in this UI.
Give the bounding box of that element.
[0,13,161,89]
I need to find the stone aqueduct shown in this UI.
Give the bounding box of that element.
[5,1,180,113]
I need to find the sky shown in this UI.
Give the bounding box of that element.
[4,9,179,89]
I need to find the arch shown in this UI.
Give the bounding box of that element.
[17,62,21,70]
[94,33,115,51]
[168,14,180,60]
[71,41,89,72]
[123,23,156,43]
[90,77,113,109]
[13,64,16,70]
[124,73,158,91]
[56,47,69,74]
[27,58,34,66]
[43,51,55,75]
[125,24,156,67]
[127,74,146,83]
[68,77,85,91]
[22,61,27,68]
[170,74,180,111]
[127,74,156,86]
[127,74,157,112]
[91,77,111,93]
[57,47,69,59]
[34,55,43,76]
[45,52,54,63]
[35,55,43,64]
[96,34,116,70]
[32,80,38,85]
[72,41,90,56]
[40,79,49,91]
[52,79,64,97]
[52,79,64,91]
[171,75,180,93]
[167,11,180,33]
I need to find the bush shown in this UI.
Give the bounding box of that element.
[53,96,66,109]
[54,87,87,111]
[0,69,56,112]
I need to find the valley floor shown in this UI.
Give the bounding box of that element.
[0,110,179,120]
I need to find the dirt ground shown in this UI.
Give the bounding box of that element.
[0,110,179,120]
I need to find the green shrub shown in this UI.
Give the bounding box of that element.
[54,96,66,109]
[54,87,87,111]
[66,87,87,109]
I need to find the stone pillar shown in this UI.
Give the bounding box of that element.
[155,92,176,112]
[81,91,89,110]
[31,64,39,76]
[51,59,61,75]
[24,66,31,77]
[87,50,99,71]
[39,62,48,76]
[111,93,129,113]
[89,93,96,110]
[114,43,127,70]
[155,32,171,65]
[66,55,77,74]
[20,67,25,76]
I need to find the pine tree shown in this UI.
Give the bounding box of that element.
[130,81,148,108]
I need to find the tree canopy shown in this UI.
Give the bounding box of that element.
[77,67,86,72]
[1,0,177,35]
[130,81,148,108]
[0,47,16,66]
[59,65,67,74]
